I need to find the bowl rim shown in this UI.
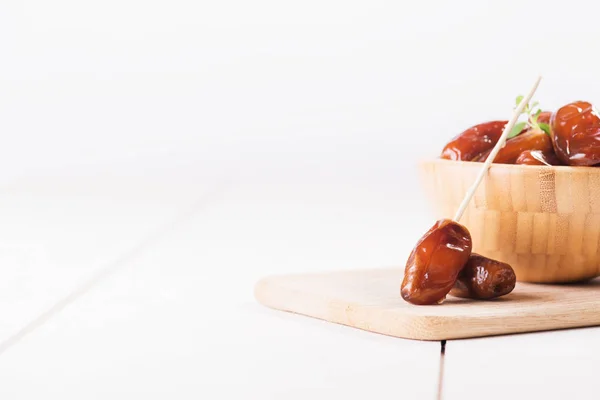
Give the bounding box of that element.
[420,158,600,174]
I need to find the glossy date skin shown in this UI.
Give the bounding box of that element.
[475,129,552,164]
[537,111,552,125]
[550,101,600,166]
[401,219,472,305]
[441,121,507,161]
[515,149,561,166]
[449,254,516,300]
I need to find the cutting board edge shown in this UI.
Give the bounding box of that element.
[254,272,600,341]
[255,275,439,341]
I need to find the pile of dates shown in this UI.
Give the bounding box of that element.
[441,101,600,166]
[401,219,516,305]
[401,100,600,306]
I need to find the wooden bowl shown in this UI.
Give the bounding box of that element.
[419,159,600,283]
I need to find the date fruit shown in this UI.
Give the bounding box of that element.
[401,219,472,305]
[550,101,600,166]
[450,254,516,300]
[537,111,552,125]
[441,121,508,161]
[515,149,561,166]
[476,128,552,164]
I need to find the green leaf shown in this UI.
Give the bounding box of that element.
[515,95,524,107]
[539,123,551,136]
[508,121,527,139]
[531,101,540,110]
[530,109,542,124]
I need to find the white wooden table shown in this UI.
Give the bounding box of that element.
[0,171,595,399]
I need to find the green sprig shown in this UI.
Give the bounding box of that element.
[509,95,550,138]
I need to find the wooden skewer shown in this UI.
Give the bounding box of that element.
[453,76,543,222]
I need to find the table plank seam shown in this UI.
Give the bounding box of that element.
[0,181,234,358]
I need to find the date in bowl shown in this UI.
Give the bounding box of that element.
[419,158,600,283]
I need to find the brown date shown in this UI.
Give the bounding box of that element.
[401,219,472,305]
[537,111,552,125]
[441,121,508,161]
[515,149,561,166]
[450,254,516,300]
[476,129,553,164]
[550,101,600,166]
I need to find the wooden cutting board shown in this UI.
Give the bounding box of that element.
[255,268,600,340]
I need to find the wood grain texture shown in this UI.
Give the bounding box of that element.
[255,268,600,341]
[419,159,600,283]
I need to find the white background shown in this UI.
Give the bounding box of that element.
[3,0,600,186]
[2,1,600,399]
